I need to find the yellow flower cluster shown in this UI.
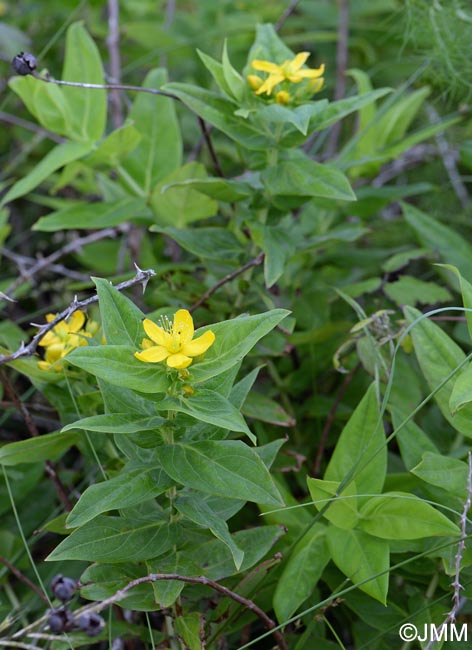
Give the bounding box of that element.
[134,309,215,370]
[247,52,325,105]
[38,311,99,372]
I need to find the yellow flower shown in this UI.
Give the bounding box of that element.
[251,52,325,96]
[134,309,215,370]
[38,311,97,371]
[275,90,291,105]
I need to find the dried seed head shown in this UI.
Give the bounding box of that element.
[12,51,37,76]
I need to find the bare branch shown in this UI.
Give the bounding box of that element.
[275,0,302,31]
[0,266,156,366]
[1,225,128,301]
[106,0,123,128]
[32,71,178,101]
[325,0,350,157]
[0,556,49,604]
[0,247,91,283]
[189,253,264,313]
[0,368,72,511]
[197,117,225,178]
[77,571,288,650]
[0,111,65,144]
[426,104,469,211]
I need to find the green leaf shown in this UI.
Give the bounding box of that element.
[222,41,245,102]
[0,430,79,466]
[307,478,359,529]
[187,309,290,384]
[245,23,295,66]
[450,363,472,414]
[62,413,166,435]
[151,226,243,261]
[85,122,142,168]
[391,408,438,471]
[273,524,329,622]
[411,453,468,497]
[250,219,299,288]
[175,494,244,569]
[383,276,452,306]
[439,264,472,341]
[146,554,200,607]
[261,160,356,205]
[358,492,460,539]
[157,389,255,443]
[47,515,175,562]
[174,613,202,650]
[150,162,218,226]
[280,89,391,148]
[242,392,295,427]
[198,49,235,98]
[162,82,272,150]
[1,141,92,206]
[62,22,107,142]
[94,278,145,347]
[182,525,284,580]
[161,177,253,203]
[8,75,70,137]
[325,383,386,499]
[256,101,329,136]
[159,441,283,506]
[327,527,389,604]
[34,198,150,231]
[402,202,472,284]
[67,345,168,394]
[66,464,173,528]
[122,68,182,193]
[405,305,472,436]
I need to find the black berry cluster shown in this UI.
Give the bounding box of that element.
[11,51,37,76]
[47,575,105,638]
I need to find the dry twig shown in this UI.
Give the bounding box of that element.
[0,265,156,366]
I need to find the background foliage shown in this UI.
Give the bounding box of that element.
[0,0,472,648]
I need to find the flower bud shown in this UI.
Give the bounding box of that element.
[275,90,291,105]
[247,74,263,91]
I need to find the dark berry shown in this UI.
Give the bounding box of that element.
[51,575,77,602]
[47,607,75,633]
[76,612,105,637]
[12,51,37,76]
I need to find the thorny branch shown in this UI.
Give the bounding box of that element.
[424,451,472,650]
[1,225,128,301]
[0,266,156,366]
[189,252,264,313]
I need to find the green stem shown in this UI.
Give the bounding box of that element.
[116,164,146,198]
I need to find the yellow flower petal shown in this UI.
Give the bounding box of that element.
[166,353,193,369]
[288,52,310,72]
[181,330,215,357]
[68,311,86,332]
[142,337,154,349]
[135,346,170,363]
[294,63,325,80]
[37,360,51,371]
[45,313,57,323]
[173,309,194,344]
[308,77,324,94]
[38,331,57,347]
[143,319,172,347]
[251,59,281,73]
[255,73,285,95]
